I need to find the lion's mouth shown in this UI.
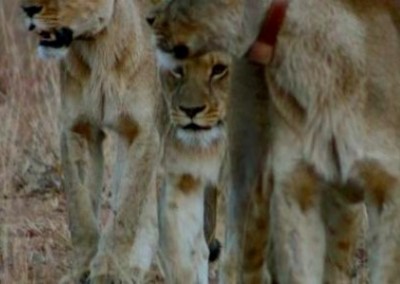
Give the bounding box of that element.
[182,123,211,131]
[181,121,223,132]
[39,31,52,39]
[38,28,73,48]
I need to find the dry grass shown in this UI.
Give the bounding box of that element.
[0,1,69,283]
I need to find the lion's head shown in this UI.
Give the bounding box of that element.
[146,0,265,65]
[20,0,115,59]
[160,51,231,148]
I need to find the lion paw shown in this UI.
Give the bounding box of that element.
[89,252,135,284]
[58,270,90,284]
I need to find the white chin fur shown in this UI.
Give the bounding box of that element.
[24,18,33,30]
[176,126,224,148]
[156,49,180,69]
[37,46,68,60]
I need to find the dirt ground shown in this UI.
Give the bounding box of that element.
[0,189,168,283]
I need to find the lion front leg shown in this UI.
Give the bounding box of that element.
[129,181,159,281]
[203,184,222,281]
[158,175,209,284]
[60,124,105,282]
[271,162,325,284]
[204,185,219,259]
[89,128,160,284]
[349,159,400,284]
[322,186,366,284]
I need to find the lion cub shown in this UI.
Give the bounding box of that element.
[158,51,230,284]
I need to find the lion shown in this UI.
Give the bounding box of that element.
[147,0,400,283]
[156,51,230,284]
[20,0,161,283]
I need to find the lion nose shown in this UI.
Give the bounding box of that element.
[22,5,43,17]
[173,44,189,59]
[146,16,155,26]
[180,106,206,118]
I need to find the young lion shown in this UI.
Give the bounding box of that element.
[20,0,161,283]
[157,51,230,284]
[147,0,400,283]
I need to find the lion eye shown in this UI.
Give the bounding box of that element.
[211,63,228,79]
[170,66,184,79]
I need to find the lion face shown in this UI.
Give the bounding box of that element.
[147,0,243,66]
[160,51,231,147]
[20,0,115,59]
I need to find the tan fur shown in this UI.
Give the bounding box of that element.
[148,0,400,283]
[20,0,161,283]
[158,52,230,284]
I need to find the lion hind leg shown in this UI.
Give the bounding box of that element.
[90,129,160,283]
[322,188,366,284]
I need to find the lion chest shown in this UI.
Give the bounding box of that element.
[269,79,365,184]
[63,65,156,143]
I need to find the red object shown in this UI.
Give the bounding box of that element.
[248,0,289,65]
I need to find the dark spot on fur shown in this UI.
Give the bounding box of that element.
[178,174,199,193]
[337,178,365,203]
[289,164,320,212]
[72,121,93,141]
[208,238,221,262]
[337,240,351,252]
[352,160,396,212]
[118,115,139,145]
